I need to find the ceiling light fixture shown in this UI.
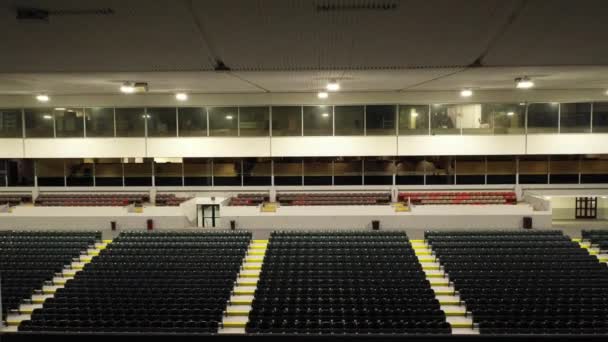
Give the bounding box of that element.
[326,80,340,92]
[507,111,515,116]
[54,107,66,111]
[460,89,473,97]
[120,82,136,94]
[175,93,188,101]
[515,77,534,89]
[322,113,329,117]
[42,114,52,120]
[225,115,233,120]
[317,91,328,99]
[412,112,418,117]
[36,94,49,102]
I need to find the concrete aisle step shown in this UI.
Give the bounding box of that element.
[416,240,479,335]
[219,241,266,334]
[7,239,111,330]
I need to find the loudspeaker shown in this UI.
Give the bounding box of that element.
[230,220,236,230]
[372,220,380,231]
[523,216,532,229]
[147,219,154,231]
[110,221,117,231]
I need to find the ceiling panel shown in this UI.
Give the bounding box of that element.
[483,0,608,66]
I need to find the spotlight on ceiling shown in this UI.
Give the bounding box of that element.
[326,80,340,92]
[175,93,188,101]
[36,94,49,102]
[507,111,515,116]
[322,112,329,117]
[54,107,66,111]
[515,77,534,89]
[120,81,148,94]
[42,114,52,120]
[120,82,135,94]
[412,111,419,117]
[225,115,233,120]
[460,89,473,97]
[317,91,328,99]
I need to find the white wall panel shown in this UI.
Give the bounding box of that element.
[271,137,396,157]
[398,135,526,156]
[24,138,146,158]
[146,138,270,157]
[0,139,24,158]
[527,134,608,155]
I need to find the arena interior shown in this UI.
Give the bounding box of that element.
[1,1,608,341]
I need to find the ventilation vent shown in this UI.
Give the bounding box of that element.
[316,0,398,12]
[16,7,114,21]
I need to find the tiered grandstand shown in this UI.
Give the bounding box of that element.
[0,231,100,320]
[19,231,251,333]
[400,192,517,205]
[155,194,192,206]
[247,231,450,334]
[35,194,148,207]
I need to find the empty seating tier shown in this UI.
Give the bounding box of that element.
[583,230,608,251]
[246,231,450,334]
[19,231,252,333]
[1,231,100,320]
[155,194,192,206]
[278,193,390,206]
[35,193,149,207]
[401,192,517,205]
[229,193,267,206]
[426,230,608,334]
[0,194,32,206]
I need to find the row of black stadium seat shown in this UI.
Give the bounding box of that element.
[426,230,608,334]
[19,231,251,333]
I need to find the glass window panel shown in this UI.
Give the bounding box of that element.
[303,158,332,185]
[581,155,608,183]
[94,158,123,186]
[431,104,459,135]
[0,109,23,138]
[85,108,114,137]
[25,108,54,137]
[456,156,485,184]
[213,158,241,186]
[333,157,362,185]
[147,107,177,137]
[303,106,332,136]
[549,155,579,184]
[115,108,145,137]
[243,158,271,186]
[272,106,301,136]
[239,107,269,136]
[527,103,559,133]
[487,156,516,184]
[123,158,152,186]
[55,108,84,137]
[398,105,429,135]
[154,160,182,186]
[183,158,212,186]
[560,103,591,133]
[178,107,207,137]
[593,103,608,133]
[364,157,394,185]
[396,157,425,185]
[483,103,525,135]
[425,156,455,184]
[519,155,549,184]
[7,159,34,186]
[366,105,396,135]
[36,159,64,186]
[65,159,93,186]
[274,158,302,186]
[209,107,238,136]
[334,106,364,136]
[456,104,492,135]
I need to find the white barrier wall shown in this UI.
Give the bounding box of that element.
[3,134,608,158]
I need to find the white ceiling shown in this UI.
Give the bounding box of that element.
[1,0,608,95]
